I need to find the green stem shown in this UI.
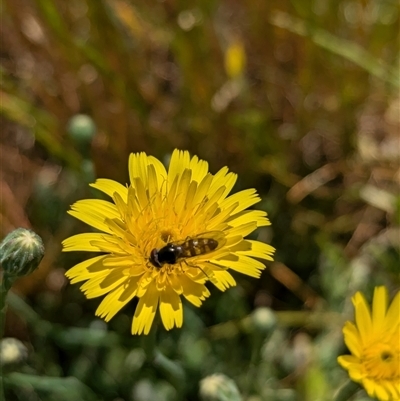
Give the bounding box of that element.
[244,332,263,396]
[4,372,97,401]
[0,276,14,339]
[153,351,186,399]
[0,276,15,401]
[7,291,119,347]
[6,291,52,338]
[141,318,186,399]
[333,380,360,401]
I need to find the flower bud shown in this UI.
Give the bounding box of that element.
[67,114,96,147]
[0,337,29,370]
[199,373,242,401]
[251,307,277,335]
[0,228,45,278]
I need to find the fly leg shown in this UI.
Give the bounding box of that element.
[180,259,210,280]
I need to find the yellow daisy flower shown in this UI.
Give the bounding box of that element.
[63,150,275,335]
[338,286,400,401]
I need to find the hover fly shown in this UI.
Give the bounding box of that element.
[149,231,226,268]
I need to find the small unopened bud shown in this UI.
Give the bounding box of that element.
[67,114,96,147]
[199,373,242,401]
[0,337,29,370]
[251,307,277,335]
[0,228,44,278]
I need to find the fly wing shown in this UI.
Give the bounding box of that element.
[192,230,227,251]
[171,231,227,251]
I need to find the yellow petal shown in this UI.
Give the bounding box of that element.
[95,276,139,321]
[363,378,378,398]
[165,174,179,208]
[192,173,213,207]
[147,155,168,187]
[372,286,389,336]
[220,189,261,212]
[226,222,258,238]
[129,152,150,184]
[342,321,362,358]
[132,281,159,335]
[206,201,239,229]
[102,255,139,267]
[89,239,127,254]
[62,233,111,252]
[347,366,364,381]
[209,269,236,291]
[238,240,275,260]
[385,290,400,332]
[203,185,227,212]
[147,164,160,201]
[227,210,270,228]
[168,150,190,189]
[111,192,128,219]
[81,268,128,298]
[174,168,192,216]
[159,287,183,330]
[68,199,120,233]
[373,381,390,401]
[189,155,209,183]
[131,177,150,212]
[180,180,198,219]
[211,255,265,278]
[103,219,137,250]
[337,355,360,369]
[66,255,108,282]
[90,178,128,202]
[386,381,400,400]
[208,167,237,200]
[352,291,372,346]
[169,274,183,294]
[180,274,210,307]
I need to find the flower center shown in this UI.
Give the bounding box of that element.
[362,341,400,380]
[380,351,393,362]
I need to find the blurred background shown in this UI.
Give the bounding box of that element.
[1,0,399,400]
